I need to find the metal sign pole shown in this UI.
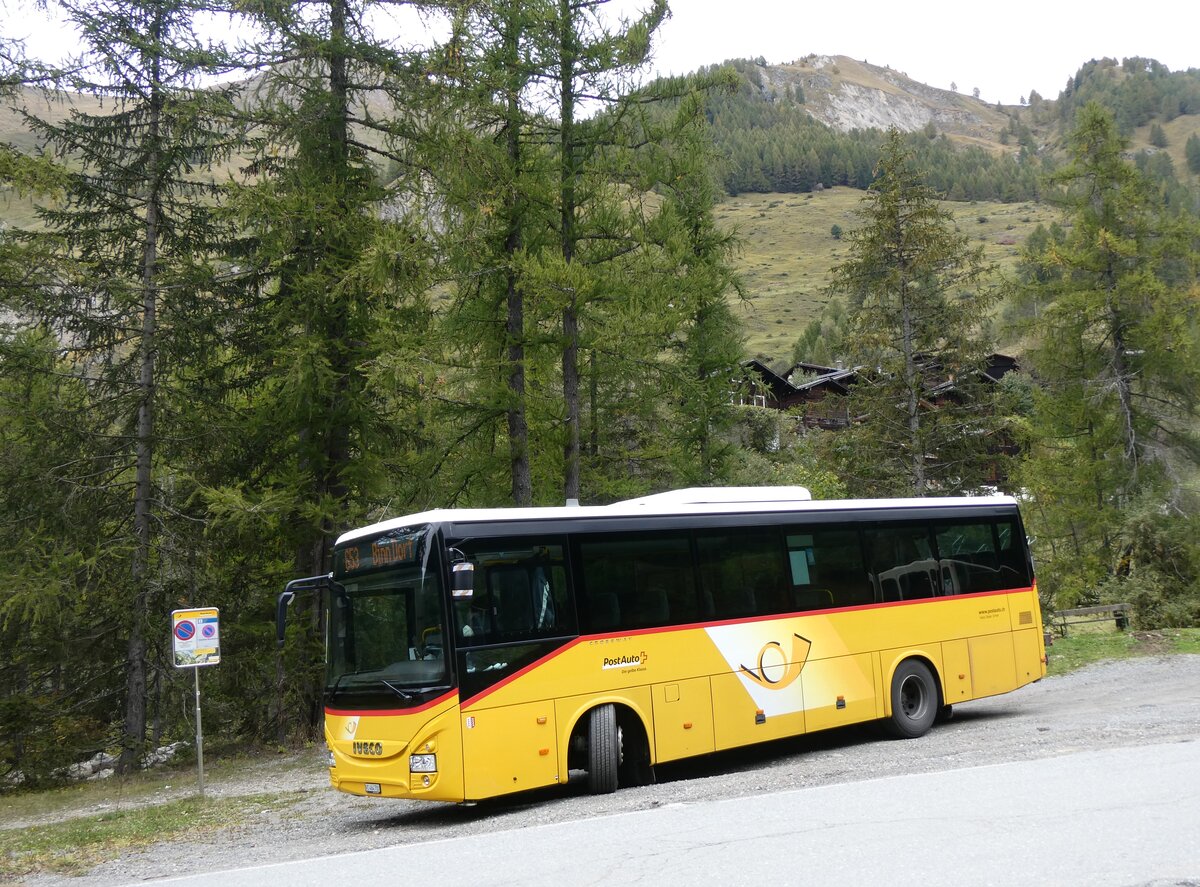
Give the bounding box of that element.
[194,665,205,798]
[171,607,218,799]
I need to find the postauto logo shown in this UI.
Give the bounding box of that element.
[602,651,648,670]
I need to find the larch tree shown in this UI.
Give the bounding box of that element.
[225,0,435,736]
[547,0,667,503]
[641,85,744,487]
[1013,103,1200,611]
[431,0,723,507]
[424,0,559,508]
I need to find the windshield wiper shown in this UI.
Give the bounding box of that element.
[380,681,450,702]
[381,679,412,701]
[330,674,445,704]
[327,669,370,702]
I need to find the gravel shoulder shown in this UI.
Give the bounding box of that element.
[13,654,1200,886]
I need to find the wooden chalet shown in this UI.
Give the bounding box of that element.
[739,354,1020,433]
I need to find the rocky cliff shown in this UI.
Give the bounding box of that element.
[756,54,1013,147]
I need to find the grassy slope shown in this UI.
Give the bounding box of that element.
[718,187,1061,359]
[0,178,1064,362]
[1131,113,1200,174]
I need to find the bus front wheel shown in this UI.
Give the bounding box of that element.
[885,659,938,739]
[587,704,621,794]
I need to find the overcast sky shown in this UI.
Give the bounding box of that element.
[3,0,1196,106]
[641,0,1197,105]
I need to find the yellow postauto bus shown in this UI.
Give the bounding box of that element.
[276,487,1046,803]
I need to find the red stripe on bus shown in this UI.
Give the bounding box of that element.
[459,586,1032,708]
[325,688,458,719]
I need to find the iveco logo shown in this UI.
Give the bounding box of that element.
[352,741,383,756]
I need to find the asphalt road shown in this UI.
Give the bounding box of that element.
[134,738,1200,887]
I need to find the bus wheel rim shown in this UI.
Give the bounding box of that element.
[900,675,926,718]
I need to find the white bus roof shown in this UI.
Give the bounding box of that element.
[337,487,1019,546]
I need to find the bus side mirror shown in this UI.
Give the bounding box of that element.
[452,563,474,598]
[276,590,296,648]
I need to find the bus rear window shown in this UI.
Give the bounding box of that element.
[934,518,1031,593]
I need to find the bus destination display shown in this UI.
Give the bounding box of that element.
[340,530,423,575]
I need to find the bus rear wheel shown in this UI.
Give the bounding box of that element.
[885,659,938,739]
[587,704,621,794]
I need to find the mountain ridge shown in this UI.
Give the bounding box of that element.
[756,54,1012,145]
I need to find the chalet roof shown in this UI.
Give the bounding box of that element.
[744,353,1019,408]
[790,366,860,393]
[788,361,840,376]
[741,358,795,397]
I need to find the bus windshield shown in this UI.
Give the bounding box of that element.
[326,566,450,706]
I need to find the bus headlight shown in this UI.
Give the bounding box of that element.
[409,753,437,773]
[326,746,336,768]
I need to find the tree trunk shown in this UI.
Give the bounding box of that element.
[323,0,352,528]
[559,0,580,503]
[503,14,531,506]
[588,350,598,457]
[1109,303,1138,492]
[507,262,531,506]
[900,287,924,493]
[296,0,353,734]
[120,32,163,774]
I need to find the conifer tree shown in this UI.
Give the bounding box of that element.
[1186,133,1200,175]
[225,0,433,734]
[4,0,236,771]
[432,0,723,506]
[649,90,744,485]
[1013,103,1200,610]
[422,0,558,507]
[828,130,999,496]
[549,0,667,503]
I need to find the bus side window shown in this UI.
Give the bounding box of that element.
[577,533,696,632]
[634,566,672,625]
[491,568,534,636]
[589,592,621,631]
[786,526,872,609]
[866,524,937,602]
[994,520,1032,586]
[456,540,576,644]
[696,528,788,619]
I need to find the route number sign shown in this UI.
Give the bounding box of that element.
[172,608,220,668]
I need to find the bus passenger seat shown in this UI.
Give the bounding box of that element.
[726,586,756,617]
[638,585,669,625]
[590,592,621,632]
[494,570,534,634]
[793,587,834,610]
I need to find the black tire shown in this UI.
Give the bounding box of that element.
[885,659,939,739]
[587,704,620,794]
